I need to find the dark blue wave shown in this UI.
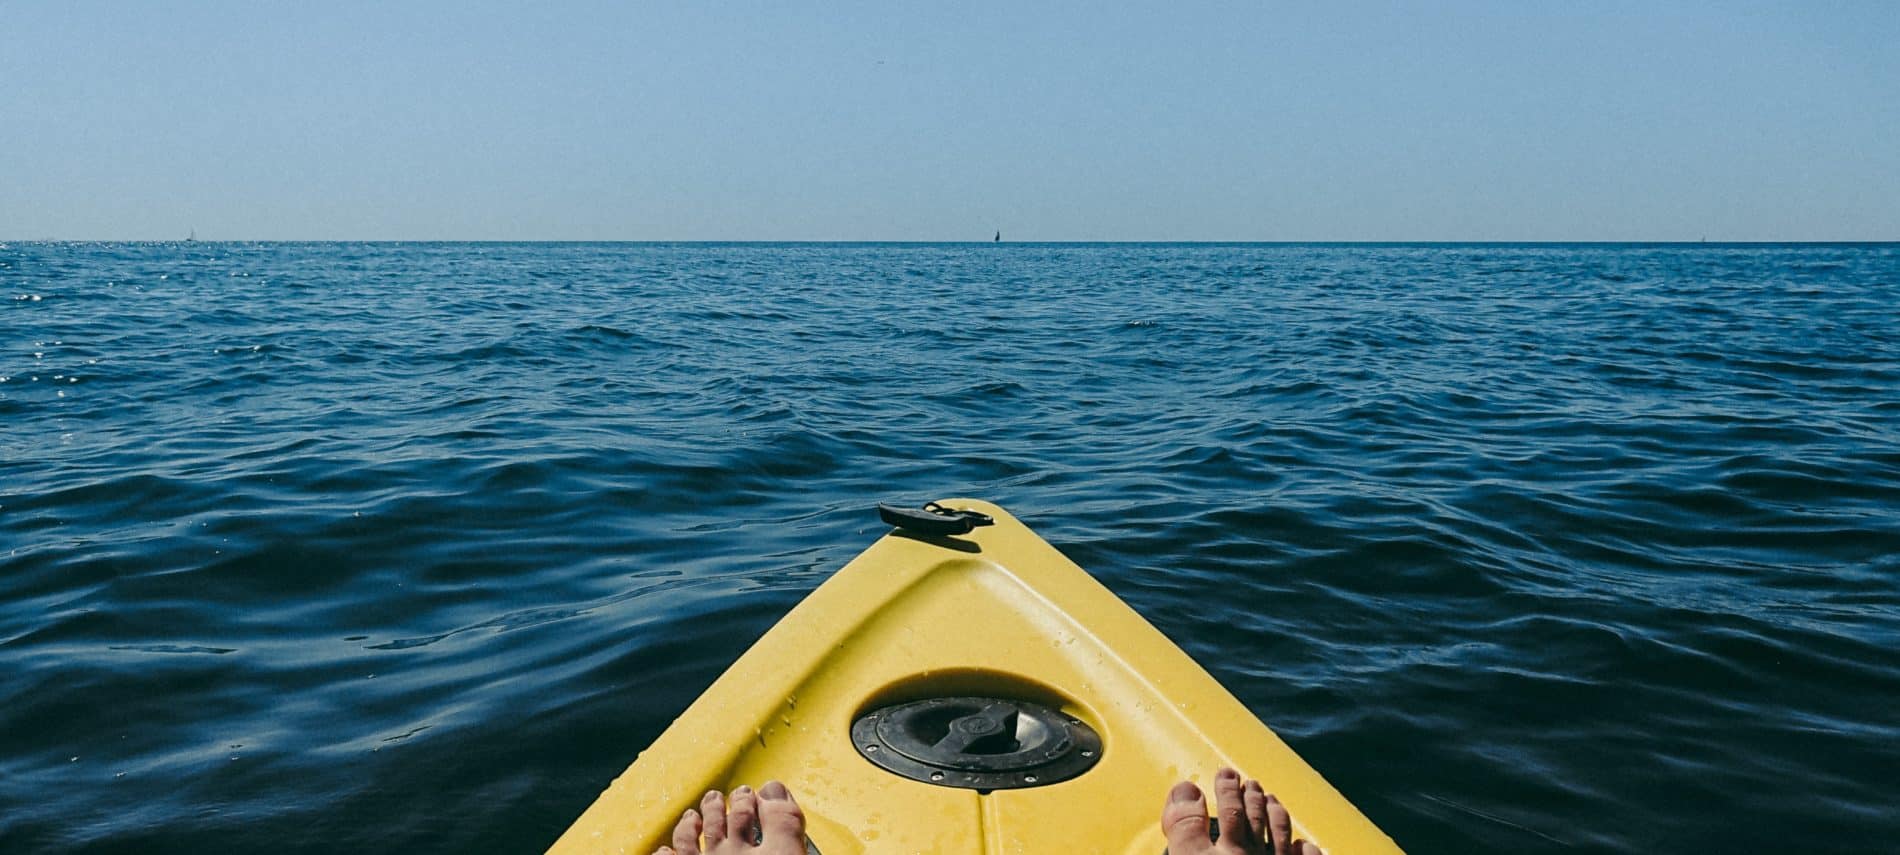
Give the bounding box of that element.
[2,242,1898,853]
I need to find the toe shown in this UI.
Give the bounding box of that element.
[1161,780,1213,854]
[670,808,702,855]
[727,785,759,845]
[1242,780,1269,843]
[758,780,807,848]
[1212,767,1253,849]
[700,791,728,849]
[1296,841,1323,855]
[1265,794,1292,855]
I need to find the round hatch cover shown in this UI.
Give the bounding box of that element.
[851,696,1102,789]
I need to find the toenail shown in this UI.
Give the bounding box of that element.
[761,781,789,799]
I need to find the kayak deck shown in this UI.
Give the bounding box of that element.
[549,500,1401,854]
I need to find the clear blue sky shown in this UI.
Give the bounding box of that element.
[4,1,1896,240]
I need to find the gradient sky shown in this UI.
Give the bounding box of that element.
[4,1,1897,240]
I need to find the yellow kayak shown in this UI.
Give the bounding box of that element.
[550,500,1402,854]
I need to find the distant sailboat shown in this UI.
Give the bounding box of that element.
[994,230,1001,243]
[186,229,197,243]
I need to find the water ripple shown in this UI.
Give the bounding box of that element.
[2,242,1898,853]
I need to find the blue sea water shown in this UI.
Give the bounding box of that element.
[1,242,1896,853]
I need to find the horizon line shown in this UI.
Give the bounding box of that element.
[6,239,1897,246]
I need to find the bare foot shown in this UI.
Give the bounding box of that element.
[1162,767,1323,855]
[650,771,1315,854]
[653,780,807,855]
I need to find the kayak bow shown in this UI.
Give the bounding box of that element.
[550,500,1401,854]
